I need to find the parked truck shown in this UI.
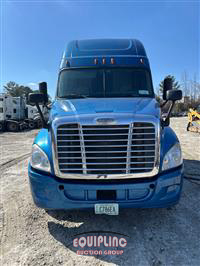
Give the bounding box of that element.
[0,93,45,132]
[28,39,183,214]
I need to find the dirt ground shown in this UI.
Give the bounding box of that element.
[0,118,200,266]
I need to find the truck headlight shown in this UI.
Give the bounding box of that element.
[30,144,51,172]
[162,143,183,171]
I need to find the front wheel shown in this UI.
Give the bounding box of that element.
[0,122,5,132]
[28,120,35,129]
[7,121,19,132]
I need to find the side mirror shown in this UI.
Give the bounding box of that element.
[28,93,45,105]
[166,90,182,102]
[39,82,48,104]
[161,89,183,127]
[163,77,172,100]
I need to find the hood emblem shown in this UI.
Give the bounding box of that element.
[96,118,116,125]
[97,175,108,179]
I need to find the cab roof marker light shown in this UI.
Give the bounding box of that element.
[111,58,115,64]
[140,58,144,64]
[66,60,70,67]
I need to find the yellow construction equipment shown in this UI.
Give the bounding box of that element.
[187,105,200,133]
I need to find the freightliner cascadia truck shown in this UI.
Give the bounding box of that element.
[28,39,183,215]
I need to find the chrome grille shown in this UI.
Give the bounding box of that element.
[56,122,156,175]
[57,122,156,175]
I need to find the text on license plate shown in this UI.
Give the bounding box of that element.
[95,204,119,215]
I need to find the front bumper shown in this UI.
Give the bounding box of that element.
[28,164,183,210]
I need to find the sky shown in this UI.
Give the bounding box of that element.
[0,0,199,97]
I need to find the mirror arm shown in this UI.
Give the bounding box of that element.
[35,103,48,129]
[161,100,175,127]
[160,100,168,108]
[165,101,175,119]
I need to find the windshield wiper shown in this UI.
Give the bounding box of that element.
[59,94,88,99]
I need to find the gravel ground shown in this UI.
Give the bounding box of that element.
[0,118,200,266]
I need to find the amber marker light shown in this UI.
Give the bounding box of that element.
[140,58,144,64]
[111,58,115,64]
[66,60,70,67]
[102,58,106,64]
[94,58,98,64]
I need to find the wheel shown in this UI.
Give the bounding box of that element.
[28,121,35,129]
[0,122,4,132]
[7,121,19,132]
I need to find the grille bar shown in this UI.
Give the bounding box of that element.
[58,146,155,150]
[79,124,87,174]
[58,133,130,136]
[58,133,155,137]
[58,150,154,154]
[58,148,155,153]
[58,156,155,159]
[59,167,154,170]
[126,123,133,174]
[57,126,153,130]
[59,162,154,165]
[57,138,155,142]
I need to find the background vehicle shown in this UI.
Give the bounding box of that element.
[28,39,183,214]
[0,93,45,132]
[187,105,200,133]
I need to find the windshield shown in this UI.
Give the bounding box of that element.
[57,68,154,98]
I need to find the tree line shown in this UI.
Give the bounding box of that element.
[2,81,51,103]
[3,81,39,97]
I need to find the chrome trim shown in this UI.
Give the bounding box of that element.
[79,123,87,174]
[57,149,153,153]
[126,123,133,174]
[57,138,155,142]
[96,118,116,125]
[56,156,155,159]
[59,168,154,171]
[51,114,160,180]
[58,127,132,130]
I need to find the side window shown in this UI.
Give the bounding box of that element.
[13,109,17,113]
[0,98,3,101]
[0,108,3,113]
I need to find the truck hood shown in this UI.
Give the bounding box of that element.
[50,98,160,120]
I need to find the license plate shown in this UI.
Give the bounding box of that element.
[95,203,119,215]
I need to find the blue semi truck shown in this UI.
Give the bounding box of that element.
[28,39,183,215]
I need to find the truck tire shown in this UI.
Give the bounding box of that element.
[0,122,5,132]
[29,121,35,129]
[7,121,19,132]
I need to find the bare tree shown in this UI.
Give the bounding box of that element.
[190,74,199,101]
[181,71,190,96]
